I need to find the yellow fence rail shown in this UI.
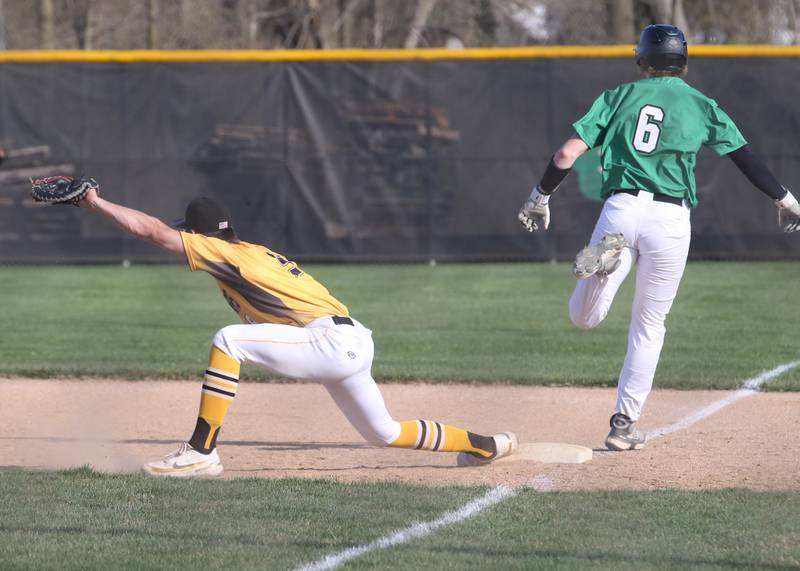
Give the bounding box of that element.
[1,45,800,63]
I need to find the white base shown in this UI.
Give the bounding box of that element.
[494,442,592,464]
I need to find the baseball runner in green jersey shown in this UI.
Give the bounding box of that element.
[518,24,800,451]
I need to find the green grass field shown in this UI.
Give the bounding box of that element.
[1,262,798,389]
[2,262,799,570]
[1,468,798,571]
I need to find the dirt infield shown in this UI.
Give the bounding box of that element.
[3,379,798,490]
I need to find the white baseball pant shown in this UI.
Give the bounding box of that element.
[569,191,691,420]
[211,316,402,445]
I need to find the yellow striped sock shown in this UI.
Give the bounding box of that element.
[188,346,241,453]
[389,420,495,458]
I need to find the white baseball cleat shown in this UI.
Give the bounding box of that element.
[142,442,224,478]
[573,233,627,279]
[457,432,519,466]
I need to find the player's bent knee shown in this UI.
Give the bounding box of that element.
[569,308,603,330]
[212,326,244,361]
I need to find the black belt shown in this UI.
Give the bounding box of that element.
[611,188,684,206]
[332,316,354,326]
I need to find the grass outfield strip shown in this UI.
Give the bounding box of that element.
[0,468,480,571]
[0,469,798,571]
[0,262,798,390]
[363,489,800,570]
[296,485,515,571]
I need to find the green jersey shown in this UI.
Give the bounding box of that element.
[572,76,747,208]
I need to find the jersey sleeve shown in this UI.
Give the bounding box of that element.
[180,232,231,274]
[572,87,625,149]
[704,102,748,156]
[180,232,202,271]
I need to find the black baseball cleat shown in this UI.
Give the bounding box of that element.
[457,432,519,466]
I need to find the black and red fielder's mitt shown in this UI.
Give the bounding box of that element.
[30,175,99,206]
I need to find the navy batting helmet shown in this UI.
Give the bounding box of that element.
[635,24,688,72]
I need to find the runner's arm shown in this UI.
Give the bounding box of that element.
[538,136,590,195]
[727,145,787,200]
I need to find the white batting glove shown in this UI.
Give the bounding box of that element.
[776,189,800,232]
[518,185,550,232]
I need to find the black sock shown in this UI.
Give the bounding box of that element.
[467,432,497,457]
[188,417,218,454]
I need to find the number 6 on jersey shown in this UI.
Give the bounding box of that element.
[633,105,664,153]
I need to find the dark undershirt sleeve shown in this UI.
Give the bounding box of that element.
[727,145,788,201]
[538,156,571,195]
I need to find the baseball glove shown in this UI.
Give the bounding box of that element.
[30,175,99,206]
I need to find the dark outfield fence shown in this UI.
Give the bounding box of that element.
[1,47,799,263]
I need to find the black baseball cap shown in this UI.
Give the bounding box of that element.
[175,197,235,235]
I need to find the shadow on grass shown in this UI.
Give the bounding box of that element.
[424,545,800,570]
[0,523,326,549]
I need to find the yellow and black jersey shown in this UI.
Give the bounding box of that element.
[180,232,349,326]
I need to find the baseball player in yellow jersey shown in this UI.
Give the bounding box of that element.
[76,189,517,476]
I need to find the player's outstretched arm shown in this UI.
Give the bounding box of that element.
[518,135,589,232]
[727,145,800,232]
[78,188,185,255]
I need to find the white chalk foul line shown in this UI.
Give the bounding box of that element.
[647,360,800,441]
[294,485,515,571]
[560,360,800,468]
[529,474,555,492]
